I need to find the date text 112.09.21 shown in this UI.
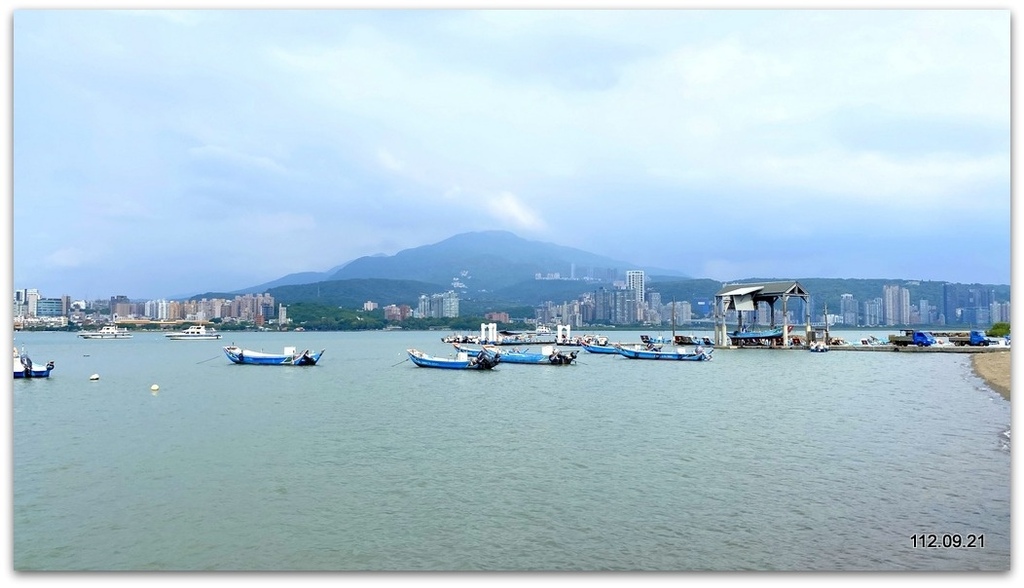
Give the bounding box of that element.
[911,534,984,548]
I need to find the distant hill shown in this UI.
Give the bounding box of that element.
[267,278,448,308]
[234,256,381,293]
[324,230,685,292]
[200,232,1008,319]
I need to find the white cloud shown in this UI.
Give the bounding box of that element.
[12,9,1011,297]
[44,246,96,268]
[484,191,547,232]
[188,145,289,175]
[376,148,404,172]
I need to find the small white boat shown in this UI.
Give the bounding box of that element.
[166,325,222,340]
[14,346,54,378]
[78,325,133,339]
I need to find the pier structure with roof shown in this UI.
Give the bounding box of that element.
[713,281,812,348]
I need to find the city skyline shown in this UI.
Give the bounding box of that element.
[9,7,1013,300]
[14,275,1010,330]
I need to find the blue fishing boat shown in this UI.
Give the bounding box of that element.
[728,326,788,342]
[223,345,324,366]
[454,343,577,365]
[407,348,500,370]
[615,344,713,361]
[13,347,55,378]
[581,341,619,354]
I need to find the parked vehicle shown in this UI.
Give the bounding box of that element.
[888,330,937,347]
[949,330,990,347]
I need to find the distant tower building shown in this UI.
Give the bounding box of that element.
[25,289,40,318]
[919,299,932,325]
[864,298,883,327]
[840,293,857,326]
[278,304,287,328]
[441,291,459,318]
[626,270,645,303]
[882,285,910,326]
[755,301,771,325]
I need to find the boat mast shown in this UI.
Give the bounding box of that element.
[823,302,829,343]
[671,298,676,339]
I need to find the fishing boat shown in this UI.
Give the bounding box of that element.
[165,325,222,340]
[673,334,715,347]
[14,347,54,378]
[454,343,577,365]
[407,348,500,370]
[728,326,789,343]
[615,344,713,361]
[78,324,134,339]
[577,334,621,354]
[581,341,620,354]
[223,345,324,366]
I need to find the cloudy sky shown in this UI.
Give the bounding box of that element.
[9,6,1012,300]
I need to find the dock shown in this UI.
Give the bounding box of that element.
[716,345,1010,353]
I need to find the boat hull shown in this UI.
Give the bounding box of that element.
[407,348,499,370]
[166,325,222,340]
[223,346,324,366]
[615,346,712,361]
[454,343,576,365]
[728,327,787,342]
[14,349,54,378]
[581,342,620,354]
[14,365,53,378]
[78,325,133,339]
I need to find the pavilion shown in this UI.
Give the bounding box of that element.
[713,281,812,348]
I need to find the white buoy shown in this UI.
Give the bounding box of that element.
[89,374,99,381]
[150,384,159,392]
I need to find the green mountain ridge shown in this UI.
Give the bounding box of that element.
[190,231,1008,319]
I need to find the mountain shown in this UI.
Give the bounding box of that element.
[324,230,685,292]
[234,255,386,293]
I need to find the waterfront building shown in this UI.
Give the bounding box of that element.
[943,283,996,326]
[990,301,1011,324]
[882,285,911,326]
[626,270,645,304]
[863,298,883,327]
[34,296,69,318]
[840,293,857,326]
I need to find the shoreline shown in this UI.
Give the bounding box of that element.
[970,351,1011,401]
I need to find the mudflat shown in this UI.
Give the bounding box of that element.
[971,351,1011,400]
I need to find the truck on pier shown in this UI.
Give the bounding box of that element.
[888,330,937,347]
[948,330,991,346]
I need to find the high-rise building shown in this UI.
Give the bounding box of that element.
[864,298,883,327]
[840,293,857,326]
[882,285,910,325]
[626,270,645,304]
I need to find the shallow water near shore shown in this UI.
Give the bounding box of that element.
[10,329,1010,571]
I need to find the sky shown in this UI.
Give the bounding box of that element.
[6,4,1014,301]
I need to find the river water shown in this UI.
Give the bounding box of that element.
[9,329,1011,571]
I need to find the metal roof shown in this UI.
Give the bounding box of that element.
[715,281,810,298]
[716,285,763,297]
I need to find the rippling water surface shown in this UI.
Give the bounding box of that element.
[10,330,1010,570]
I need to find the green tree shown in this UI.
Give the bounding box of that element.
[987,322,1010,337]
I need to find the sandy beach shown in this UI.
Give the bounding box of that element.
[971,351,1011,401]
